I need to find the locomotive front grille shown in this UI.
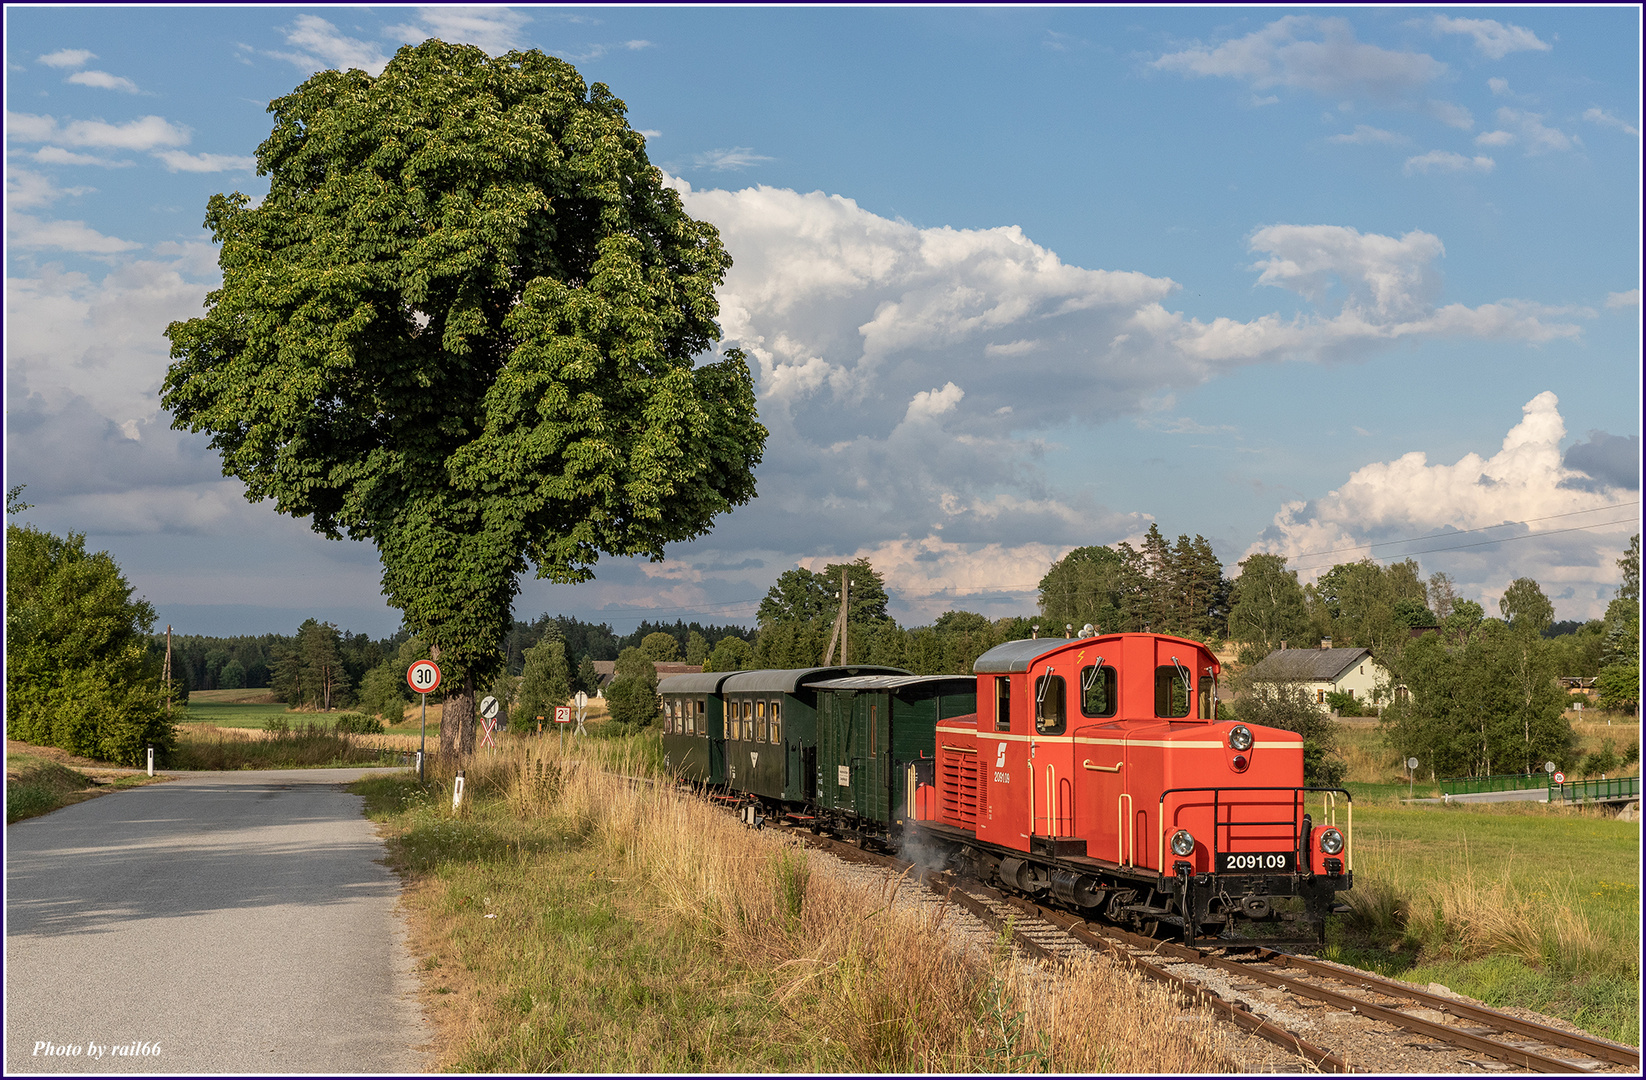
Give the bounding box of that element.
[939,744,979,830]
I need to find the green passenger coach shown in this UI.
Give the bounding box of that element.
[659,672,737,785]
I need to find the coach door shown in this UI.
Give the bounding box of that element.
[851,692,890,821]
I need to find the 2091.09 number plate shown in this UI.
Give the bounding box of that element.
[1216,851,1294,873]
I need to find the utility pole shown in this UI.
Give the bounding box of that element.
[164,625,173,716]
[823,567,850,666]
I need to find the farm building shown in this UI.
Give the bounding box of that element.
[1245,641,1391,709]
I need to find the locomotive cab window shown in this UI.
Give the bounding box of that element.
[995,676,1012,732]
[1155,666,1191,718]
[1079,665,1117,718]
[1035,672,1066,735]
[1198,676,1214,720]
[770,700,781,744]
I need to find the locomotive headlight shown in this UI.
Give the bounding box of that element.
[1170,829,1196,857]
[1319,828,1345,856]
[1228,725,1253,751]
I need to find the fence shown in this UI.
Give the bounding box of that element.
[1438,773,1549,796]
[1549,775,1641,804]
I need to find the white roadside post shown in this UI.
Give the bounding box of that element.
[452,770,465,810]
[408,660,442,782]
[146,744,154,777]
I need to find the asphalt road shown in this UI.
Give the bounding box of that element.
[5,768,428,1074]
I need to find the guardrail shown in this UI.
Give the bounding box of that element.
[1549,775,1641,804]
[1439,773,1549,795]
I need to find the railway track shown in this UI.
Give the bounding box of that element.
[766,816,1641,1075]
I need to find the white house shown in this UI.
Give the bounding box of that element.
[1245,642,1391,709]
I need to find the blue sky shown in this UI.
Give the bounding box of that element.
[5,6,1640,638]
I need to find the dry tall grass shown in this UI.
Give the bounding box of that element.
[418,741,1242,1073]
[1346,836,1626,977]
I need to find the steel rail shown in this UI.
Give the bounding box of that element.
[1078,920,1608,1073]
[1255,949,1640,1070]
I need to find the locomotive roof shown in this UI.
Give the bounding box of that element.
[720,665,911,694]
[971,638,1078,673]
[657,672,738,694]
[808,674,975,692]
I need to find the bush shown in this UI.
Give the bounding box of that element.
[605,676,660,727]
[334,711,385,735]
[1325,690,1367,717]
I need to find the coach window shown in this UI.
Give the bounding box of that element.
[743,701,753,741]
[1035,672,1066,735]
[729,700,740,741]
[756,700,768,743]
[1155,666,1191,718]
[1079,666,1117,718]
[694,699,704,736]
[995,676,1012,732]
[668,700,677,734]
[770,700,781,744]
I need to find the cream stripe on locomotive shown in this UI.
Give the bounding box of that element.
[935,728,1229,751]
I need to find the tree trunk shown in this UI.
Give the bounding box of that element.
[439,672,477,758]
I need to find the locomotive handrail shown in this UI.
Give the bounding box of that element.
[1156,786,1352,876]
[1083,759,1122,772]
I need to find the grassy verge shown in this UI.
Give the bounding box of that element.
[168,722,404,770]
[1327,800,1639,1045]
[354,738,1245,1073]
[5,754,166,824]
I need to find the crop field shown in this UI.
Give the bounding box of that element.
[177,701,293,729]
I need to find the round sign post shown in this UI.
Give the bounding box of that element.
[1406,757,1419,800]
[407,660,442,781]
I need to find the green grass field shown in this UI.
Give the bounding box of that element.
[178,701,294,728]
[1330,800,1639,1044]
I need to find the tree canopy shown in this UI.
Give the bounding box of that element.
[162,42,765,754]
[6,518,173,765]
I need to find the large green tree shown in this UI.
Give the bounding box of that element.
[5,517,174,765]
[161,42,764,756]
[1227,553,1309,661]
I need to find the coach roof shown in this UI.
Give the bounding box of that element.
[657,672,738,695]
[721,666,910,694]
[808,674,975,692]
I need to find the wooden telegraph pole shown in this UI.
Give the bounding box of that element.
[822,567,850,666]
[164,625,173,716]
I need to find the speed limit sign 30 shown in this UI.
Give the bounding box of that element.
[407,659,442,694]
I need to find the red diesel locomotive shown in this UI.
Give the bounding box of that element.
[911,633,1352,942]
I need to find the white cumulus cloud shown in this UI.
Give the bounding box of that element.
[1404,150,1495,175]
[152,150,258,173]
[38,48,95,68]
[7,112,190,150]
[1582,107,1639,138]
[1494,108,1579,155]
[1327,125,1409,146]
[1249,393,1638,619]
[385,7,533,55]
[66,70,140,93]
[1431,16,1551,60]
[1154,16,1447,102]
[271,15,392,76]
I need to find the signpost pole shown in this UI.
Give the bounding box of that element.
[407,659,442,783]
[419,692,427,781]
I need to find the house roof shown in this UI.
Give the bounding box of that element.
[592,660,702,686]
[1247,647,1375,683]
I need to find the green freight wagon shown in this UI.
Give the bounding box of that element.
[812,674,977,842]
